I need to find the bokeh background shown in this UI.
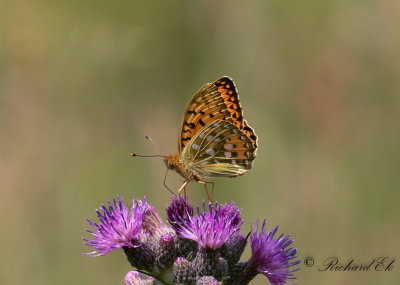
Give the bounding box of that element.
[1,0,399,284]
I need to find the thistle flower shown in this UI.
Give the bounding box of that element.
[166,196,198,257]
[218,202,242,226]
[222,232,248,267]
[83,195,300,285]
[166,196,194,229]
[172,201,243,250]
[124,271,154,285]
[83,195,147,256]
[249,220,300,285]
[142,203,174,238]
[173,257,195,284]
[197,276,220,285]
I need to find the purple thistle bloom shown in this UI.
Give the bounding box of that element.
[218,202,242,226]
[83,195,148,256]
[83,195,301,284]
[141,203,173,238]
[166,196,194,228]
[250,220,300,285]
[124,270,154,285]
[173,201,243,250]
[197,276,220,285]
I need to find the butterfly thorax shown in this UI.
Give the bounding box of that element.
[163,154,201,182]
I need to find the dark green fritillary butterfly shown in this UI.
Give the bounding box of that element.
[162,76,258,195]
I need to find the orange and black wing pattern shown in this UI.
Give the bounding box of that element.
[178,76,257,153]
[178,82,231,153]
[213,77,244,129]
[214,77,257,148]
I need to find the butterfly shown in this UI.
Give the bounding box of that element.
[161,76,258,197]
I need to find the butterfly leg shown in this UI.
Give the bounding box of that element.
[177,180,188,196]
[163,168,175,196]
[198,181,214,204]
[208,181,214,202]
[206,181,215,203]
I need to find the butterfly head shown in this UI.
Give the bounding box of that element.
[163,154,180,170]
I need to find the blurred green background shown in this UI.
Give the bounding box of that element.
[1,0,399,284]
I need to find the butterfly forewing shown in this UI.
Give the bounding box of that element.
[214,77,244,129]
[178,83,232,153]
[182,121,257,178]
[214,77,257,149]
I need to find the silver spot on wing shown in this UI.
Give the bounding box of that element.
[206,148,215,155]
[224,144,234,150]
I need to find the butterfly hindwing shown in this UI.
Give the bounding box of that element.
[242,119,258,149]
[182,121,257,177]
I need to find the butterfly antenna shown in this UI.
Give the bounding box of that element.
[163,168,176,196]
[130,153,165,158]
[145,135,166,155]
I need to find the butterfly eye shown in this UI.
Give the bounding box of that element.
[163,156,175,169]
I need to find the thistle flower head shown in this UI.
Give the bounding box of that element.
[250,220,300,285]
[218,202,242,226]
[124,271,154,285]
[83,195,148,256]
[197,276,220,285]
[83,195,300,284]
[173,201,243,250]
[141,203,173,238]
[166,195,194,227]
